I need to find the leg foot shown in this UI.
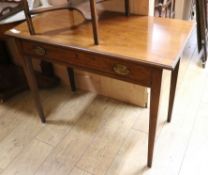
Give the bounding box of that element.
[67,67,76,92]
[23,56,45,123]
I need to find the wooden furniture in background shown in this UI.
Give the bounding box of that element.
[5,0,149,107]
[154,0,175,18]
[21,0,134,104]
[22,0,130,45]
[22,0,99,44]
[0,0,22,21]
[0,22,27,102]
[0,21,61,102]
[195,0,208,68]
[6,10,194,167]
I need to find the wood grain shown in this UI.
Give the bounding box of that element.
[34,97,117,175]
[36,89,96,147]
[0,93,29,143]
[20,40,153,87]
[1,139,52,175]
[106,130,148,175]
[70,167,92,175]
[7,10,194,70]
[6,8,194,167]
[76,105,140,175]
[1,32,208,175]
[0,112,43,169]
[9,9,148,107]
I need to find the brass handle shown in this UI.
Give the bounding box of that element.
[34,46,46,56]
[113,64,130,76]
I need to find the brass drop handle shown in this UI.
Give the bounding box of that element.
[113,64,130,76]
[34,46,46,56]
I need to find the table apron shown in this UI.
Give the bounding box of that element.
[21,40,155,87]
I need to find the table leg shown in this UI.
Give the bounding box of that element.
[148,68,163,167]
[23,56,45,123]
[167,59,180,122]
[89,0,99,45]
[125,0,130,16]
[67,67,76,92]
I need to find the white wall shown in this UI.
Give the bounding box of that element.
[175,0,192,19]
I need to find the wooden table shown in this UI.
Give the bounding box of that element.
[0,21,28,102]
[6,10,194,167]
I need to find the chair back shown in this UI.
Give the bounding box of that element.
[22,0,130,45]
[22,0,100,44]
[155,0,175,18]
[195,0,208,67]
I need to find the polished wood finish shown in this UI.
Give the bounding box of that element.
[22,54,45,123]
[20,40,152,87]
[125,0,130,16]
[0,22,27,102]
[22,0,99,45]
[22,0,130,45]
[22,0,35,35]
[89,0,99,45]
[167,59,180,122]
[6,10,194,167]
[195,0,208,67]
[8,11,194,70]
[67,67,76,92]
[155,0,175,18]
[148,68,163,167]
[0,32,203,175]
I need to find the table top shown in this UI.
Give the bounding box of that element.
[6,10,194,70]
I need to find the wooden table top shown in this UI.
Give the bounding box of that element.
[6,10,195,70]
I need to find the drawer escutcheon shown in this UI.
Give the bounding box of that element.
[34,46,46,56]
[113,64,130,76]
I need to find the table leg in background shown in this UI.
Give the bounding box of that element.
[67,67,76,92]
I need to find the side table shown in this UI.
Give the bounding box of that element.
[0,22,60,102]
[0,22,27,102]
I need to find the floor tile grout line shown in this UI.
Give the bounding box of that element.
[131,127,148,134]
[35,137,55,148]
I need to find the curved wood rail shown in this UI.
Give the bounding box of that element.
[22,0,130,45]
[29,4,92,21]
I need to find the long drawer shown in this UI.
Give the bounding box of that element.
[21,40,152,86]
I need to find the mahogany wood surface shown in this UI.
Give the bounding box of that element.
[67,67,76,92]
[148,68,163,167]
[6,10,194,168]
[167,59,180,122]
[7,10,194,70]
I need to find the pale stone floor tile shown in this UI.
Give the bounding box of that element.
[1,139,53,175]
[70,167,93,175]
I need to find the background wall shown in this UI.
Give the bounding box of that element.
[175,0,192,20]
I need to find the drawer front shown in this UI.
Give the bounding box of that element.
[21,40,77,62]
[75,52,152,86]
[21,40,152,86]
